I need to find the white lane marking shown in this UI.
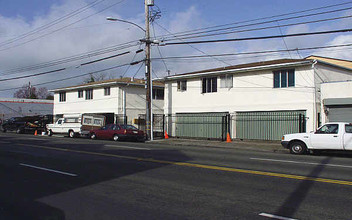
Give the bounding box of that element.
[19,163,77,177]
[250,157,352,169]
[104,145,151,150]
[259,213,297,220]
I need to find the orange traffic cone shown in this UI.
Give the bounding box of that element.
[34,130,38,136]
[165,131,169,139]
[226,132,231,143]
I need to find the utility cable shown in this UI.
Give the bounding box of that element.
[158,2,352,40]
[163,28,352,45]
[0,0,126,52]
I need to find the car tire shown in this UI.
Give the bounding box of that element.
[69,130,75,138]
[48,129,53,136]
[113,134,120,141]
[90,133,97,139]
[289,141,307,155]
[1,128,6,133]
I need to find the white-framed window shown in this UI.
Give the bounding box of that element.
[78,90,83,98]
[104,87,111,96]
[152,88,164,100]
[85,89,93,100]
[220,75,233,88]
[59,92,66,102]
[202,77,217,93]
[177,80,187,91]
[273,69,295,88]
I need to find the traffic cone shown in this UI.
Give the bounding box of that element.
[226,132,231,143]
[164,131,169,139]
[34,130,37,136]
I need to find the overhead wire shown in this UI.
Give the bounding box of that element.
[163,28,352,45]
[0,0,107,48]
[157,2,352,41]
[0,0,127,52]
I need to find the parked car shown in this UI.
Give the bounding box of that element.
[46,114,105,138]
[89,124,145,142]
[1,115,53,134]
[281,122,352,154]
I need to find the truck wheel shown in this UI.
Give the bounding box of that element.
[90,133,96,139]
[69,130,75,138]
[113,134,120,141]
[48,130,53,136]
[290,141,307,155]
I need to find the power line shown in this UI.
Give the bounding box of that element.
[152,43,352,60]
[0,0,127,52]
[157,2,352,40]
[0,50,134,82]
[0,40,139,76]
[163,28,352,46]
[168,14,352,41]
[0,0,107,48]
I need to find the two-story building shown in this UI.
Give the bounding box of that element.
[163,57,352,140]
[51,77,164,126]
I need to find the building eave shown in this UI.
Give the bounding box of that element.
[164,60,312,81]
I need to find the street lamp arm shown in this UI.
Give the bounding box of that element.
[106,17,146,32]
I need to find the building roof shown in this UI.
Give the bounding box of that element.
[305,55,352,70]
[165,58,312,80]
[51,77,164,92]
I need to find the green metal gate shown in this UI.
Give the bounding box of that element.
[236,110,306,140]
[175,112,229,139]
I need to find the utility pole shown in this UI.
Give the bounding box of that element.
[145,0,153,140]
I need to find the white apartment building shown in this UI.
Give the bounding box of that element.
[163,57,352,140]
[51,77,164,126]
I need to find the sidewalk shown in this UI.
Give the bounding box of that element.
[148,137,287,153]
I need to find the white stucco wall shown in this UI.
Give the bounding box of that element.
[165,65,318,137]
[54,87,119,115]
[320,80,352,124]
[53,84,164,125]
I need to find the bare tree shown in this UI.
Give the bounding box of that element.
[14,83,51,99]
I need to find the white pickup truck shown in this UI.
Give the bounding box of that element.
[281,122,352,154]
[46,114,105,138]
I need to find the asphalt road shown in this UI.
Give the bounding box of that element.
[0,133,352,220]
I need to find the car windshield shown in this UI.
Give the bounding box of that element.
[120,125,138,130]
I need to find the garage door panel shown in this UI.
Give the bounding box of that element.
[328,107,352,123]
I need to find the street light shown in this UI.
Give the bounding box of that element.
[106,9,153,141]
[106,17,146,33]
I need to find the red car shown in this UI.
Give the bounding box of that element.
[89,124,145,142]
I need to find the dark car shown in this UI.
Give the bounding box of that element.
[1,115,53,134]
[89,124,145,142]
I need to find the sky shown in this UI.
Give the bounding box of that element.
[0,0,351,97]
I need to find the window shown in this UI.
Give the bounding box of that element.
[57,119,63,125]
[104,87,110,96]
[78,90,83,98]
[59,92,66,102]
[177,80,187,91]
[65,118,79,123]
[202,77,217,93]
[273,69,295,88]
[346,124,352,133]
[84,118,92,124]
[220,75,233,88]
[152,88,164,100]
[85,89,93,100]
[316,124,339,134]
[94,119,103,126]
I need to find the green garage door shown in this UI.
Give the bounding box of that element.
[175,112,228,139]
[236,110,306,140]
